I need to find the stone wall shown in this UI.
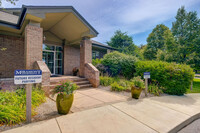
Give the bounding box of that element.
[85,63,99,87]
[34,61,51,86]
[0,35,24,78]
[64,45,80,75]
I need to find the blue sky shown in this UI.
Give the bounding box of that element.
[2,0,200,45]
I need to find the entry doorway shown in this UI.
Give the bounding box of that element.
[42,44,63,75]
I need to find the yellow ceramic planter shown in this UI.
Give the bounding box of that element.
[56,93,74,115]
[131,86,142,99]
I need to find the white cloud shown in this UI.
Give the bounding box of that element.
[2,0,200,44]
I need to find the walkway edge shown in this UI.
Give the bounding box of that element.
[169,113,200,133]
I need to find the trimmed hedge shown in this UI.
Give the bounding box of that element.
[101,51,137,79]
[135,61,194,95]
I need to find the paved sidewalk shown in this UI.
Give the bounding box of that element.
[51,88,130,112]
[3,93,200,133]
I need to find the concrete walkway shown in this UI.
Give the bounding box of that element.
[3,92,200,133]
[51,88,130,112]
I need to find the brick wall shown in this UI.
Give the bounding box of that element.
[80,37,92,76]
[24,25,43,69]
[0,35,24,78]
[64,45,80,75]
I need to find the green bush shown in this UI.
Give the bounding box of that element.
[118,80,133,91]
[100,76,116,86]
[51,81,78,97]
[101,51,137,78]
[148,84,163,96]
[135,61,194,95]
[92,58,102,66]
[0,87,46,125]
[131,76,145,88]
[111,82,126,91]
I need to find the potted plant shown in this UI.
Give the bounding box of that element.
[131,76,145,99]
[51,81,78,114]
[72,67,79,76]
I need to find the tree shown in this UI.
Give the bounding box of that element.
[107,30,133,50]
[172,6,200,64]
[143,24,176,60]
[0,0,18,6]
[107,30,142,58]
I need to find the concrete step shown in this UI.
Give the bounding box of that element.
[50,78,87,85]
[72,78,88,82]
[79,84,93,89]
[74,81,90,85]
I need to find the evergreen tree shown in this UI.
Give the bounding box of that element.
[172,6,200,64]
[107,30,133,50]
[144,24,176,60]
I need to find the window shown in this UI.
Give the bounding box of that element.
[92,51,100,59]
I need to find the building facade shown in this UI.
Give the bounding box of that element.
[0,6,100,90]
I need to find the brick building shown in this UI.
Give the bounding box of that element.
[0,5,102,90]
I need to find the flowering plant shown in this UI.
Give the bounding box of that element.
[131,76,145,89]
[51,81,78,96]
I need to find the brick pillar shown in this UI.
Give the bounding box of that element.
[24,25,43,69]
[80,37,92,77]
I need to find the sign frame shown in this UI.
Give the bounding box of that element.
[14,69,42,123]
[144,72,150,79]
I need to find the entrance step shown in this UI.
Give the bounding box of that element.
[74,81,90,85]
[47,76,93,92]
[79,84,93,89]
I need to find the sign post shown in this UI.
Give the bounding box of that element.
[14,70,42,123]
[143,72,150,97]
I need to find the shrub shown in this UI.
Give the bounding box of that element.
[51,81,78,97]
[92,58,102,66]
[121,55,137,79]
[148,84,163,96]
[131,76,145,88]
[0,87,45,125]
[101,51,137,78]
[118,80,133,91]
[111,82,125,91]
[96,64,108,76]
[135,61,194,95]
[100,76,118,86]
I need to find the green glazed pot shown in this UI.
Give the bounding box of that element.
[56,93,74,115]
[131,86,142,99]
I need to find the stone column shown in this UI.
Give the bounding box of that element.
[24,24,43,69]
[79,37,92,77]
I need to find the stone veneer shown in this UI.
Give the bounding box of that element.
[0,35,24,78]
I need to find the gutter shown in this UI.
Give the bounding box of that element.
[0,5,99,35]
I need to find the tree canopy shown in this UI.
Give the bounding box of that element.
[107,30,143,58]
[0,0,18,6]
[171,6,200,69]
[143,24,176,60]
[107,30,133,49]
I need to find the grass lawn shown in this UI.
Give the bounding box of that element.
[187,78,200,93]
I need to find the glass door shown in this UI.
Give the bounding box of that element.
[43,51,54,74]
[42,44,63,75]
